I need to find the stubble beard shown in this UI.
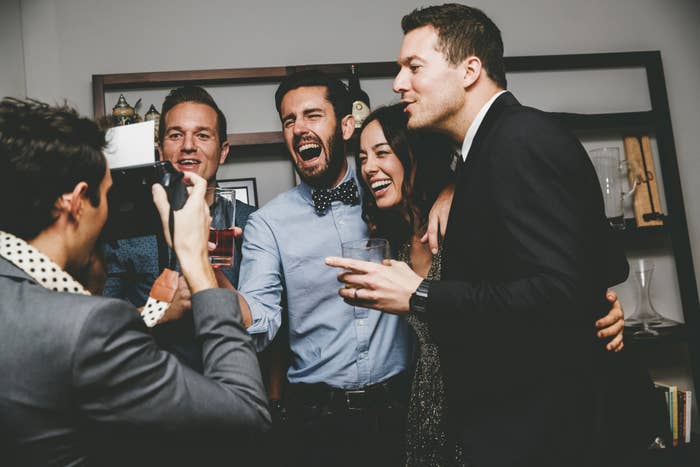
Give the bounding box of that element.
[407,87,464,134]
[406,104,433,131]
[294,125,346,190]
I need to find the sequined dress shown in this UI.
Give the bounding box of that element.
[399,243,466,467]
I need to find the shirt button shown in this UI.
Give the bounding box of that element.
[358,319,365,326]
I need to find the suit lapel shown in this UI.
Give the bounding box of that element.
[458,91,521,177]
[0,257,37,285]
[443,92,521,275]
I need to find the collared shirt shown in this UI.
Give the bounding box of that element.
[461,90,507,161]
[0,230,89,296]
[239,167,411,389]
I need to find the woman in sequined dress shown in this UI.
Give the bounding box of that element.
[355,104,462,467]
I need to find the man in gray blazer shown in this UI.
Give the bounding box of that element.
[0,98,270,466]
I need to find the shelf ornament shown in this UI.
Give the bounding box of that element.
[623,135,665,227]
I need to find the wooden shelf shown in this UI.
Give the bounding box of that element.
[550,111,656,133]
[617,219,668,249]
[228,131,283,147]
[93,60,399,92]
[625,324,690,345]
[98,66,288,89]
[646,440,699,467]
[92,60,401,119]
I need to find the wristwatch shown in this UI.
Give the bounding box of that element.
[409,279,431,316]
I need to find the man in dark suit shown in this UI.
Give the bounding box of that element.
[0,98,270,465]
[326,4,657,466]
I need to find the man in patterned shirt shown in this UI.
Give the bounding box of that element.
[102,86,256,370]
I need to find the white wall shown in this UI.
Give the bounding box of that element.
[0,0,26,99]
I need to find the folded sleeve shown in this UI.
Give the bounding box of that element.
[237,212,284,352]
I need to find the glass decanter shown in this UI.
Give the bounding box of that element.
[625,258,679,337]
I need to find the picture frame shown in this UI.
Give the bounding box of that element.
[218,177,259,208]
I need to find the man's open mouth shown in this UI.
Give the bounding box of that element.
[298,143,322,161]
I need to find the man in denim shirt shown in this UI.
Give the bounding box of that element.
[103,86,255,371]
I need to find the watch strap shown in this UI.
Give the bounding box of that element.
[410,279,431,315]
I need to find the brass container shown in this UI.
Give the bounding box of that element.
[112,94,136,126]
[144,104,161,143]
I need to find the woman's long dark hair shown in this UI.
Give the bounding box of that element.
[355,104,454,249]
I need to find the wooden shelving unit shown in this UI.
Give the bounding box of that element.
[93,50,700,453]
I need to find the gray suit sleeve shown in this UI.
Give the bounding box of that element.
[71,288,270,433]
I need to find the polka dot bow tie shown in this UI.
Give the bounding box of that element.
[311,179,359,215]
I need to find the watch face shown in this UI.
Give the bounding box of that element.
[416,280,430,298]
[410,280,429,314]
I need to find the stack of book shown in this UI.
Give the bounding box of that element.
[654,382,693,446]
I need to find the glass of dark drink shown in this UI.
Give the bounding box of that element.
[208,187,236,269]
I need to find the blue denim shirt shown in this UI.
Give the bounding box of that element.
[239,167,411,389]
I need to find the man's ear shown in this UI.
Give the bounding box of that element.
[218,140,230,165]
[341,114,356,141]
[56,182,89,222]
[461,55,482,89]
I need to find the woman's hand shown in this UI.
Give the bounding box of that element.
[325,257,423,314]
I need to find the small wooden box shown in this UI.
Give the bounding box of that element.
[623,135,664,227]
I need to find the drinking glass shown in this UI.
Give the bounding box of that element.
[208,187,236,268]
[341,238,390,263]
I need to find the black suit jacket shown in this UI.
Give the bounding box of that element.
[427,92,655,466]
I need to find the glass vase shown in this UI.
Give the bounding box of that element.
[625,259,679,337]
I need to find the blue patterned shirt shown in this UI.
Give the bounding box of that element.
[239,167,411,389]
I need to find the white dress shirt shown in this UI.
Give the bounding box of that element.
[461,90,507,161]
